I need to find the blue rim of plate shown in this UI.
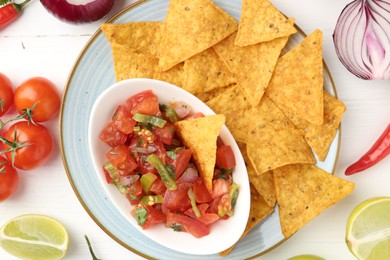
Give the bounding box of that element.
[59,0,341,259]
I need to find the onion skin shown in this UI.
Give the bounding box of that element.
[40,0,114,24]
[333,0,390,80]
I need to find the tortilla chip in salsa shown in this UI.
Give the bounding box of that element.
[174,114,226,192]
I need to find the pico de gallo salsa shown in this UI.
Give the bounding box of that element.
[99,90,239,238]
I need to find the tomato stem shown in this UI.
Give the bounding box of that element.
[0,103,37,130]
[0,129,30,168]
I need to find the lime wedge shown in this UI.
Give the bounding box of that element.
[0,214,69,260]
[288,255,325,260]
[346,197,390,260]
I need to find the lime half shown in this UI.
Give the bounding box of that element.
[0,214,69,260]
[346,197,390,260]
[288,254,325,260]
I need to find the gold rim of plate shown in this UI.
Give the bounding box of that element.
[59,0,341,259]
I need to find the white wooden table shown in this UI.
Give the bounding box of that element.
[0,0,389,259]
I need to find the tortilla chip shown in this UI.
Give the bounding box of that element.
[153,63,186,89]
[213,20,293,107]
[184,48,236,94]
[235,0,297,46]
[305,91,346,161]
[220,185,274,256]
[158,0,237,71]
[273,164,354,238]
[237,142,276,207]
[111,43,158,81]
[266,30,324,125]
[246,96,315,174]
[174,115,225,192]
[101,22,163,57]
[196,84,234,103]
[206,84,250,115]
[224,107,256,143]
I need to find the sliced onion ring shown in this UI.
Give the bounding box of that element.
[40,0,114,24]
[333,0,390,80]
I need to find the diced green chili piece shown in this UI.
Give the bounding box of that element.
[165,107,180,123]
[188,187,201,218]
[134,207,148,226]
[140,195,163,206]
[103,162,127,194]
[229,182,239,209]
[133,113,167,128]
[146,154,177,190]
[133,126,141,133]
[140,173,158,194]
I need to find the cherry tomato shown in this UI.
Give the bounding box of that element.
[0,156,19,201]
[1,121,54,170]
[14,77,61,122]
[0,73,14,116]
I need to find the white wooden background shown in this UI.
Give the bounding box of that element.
[0,0,389,259]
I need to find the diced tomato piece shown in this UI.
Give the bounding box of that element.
[165,212,210,238]
[193,177,212,203]
[185,112,205,119]
[218,193,232,217]
[126,90,160,116]
[211,178,231,199]
[112,105,137,134]
[127,178,144,202]
[172,149,192,179]
[153,122,174,145]
[100,121,128,147]
[184,203,220,225]
[207,197,221,214]
[102,166,113,184]
[132,205,166,229]
[106,145,137,175]
[162,183,192,212]
[216,136,225,147]
[216,145,236,170]
[149,178,167,195]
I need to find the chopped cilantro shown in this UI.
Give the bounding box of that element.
[166,164,176,179]
[170,224,182,232]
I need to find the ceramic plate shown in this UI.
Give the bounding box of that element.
[60,0,340,259]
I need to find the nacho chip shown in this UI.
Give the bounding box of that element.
[196,84,234,103]
[273,164,355,238]
[158,0,237,71]
[101,22,163,57]
[184,48,236,94]
[153,63,186,89]
[220,185,274,256]
[246,96,315,174]
[305,91,346,161]
[174,115,225,192]
[111,43,158,81]
[206,84,250,115]
[213,20,293,107]
[235,0,297,46]
[224,107,256,143]
[266,30,324,125]
[237,142,276,207]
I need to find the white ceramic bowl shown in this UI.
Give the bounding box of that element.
[88,78,250,255]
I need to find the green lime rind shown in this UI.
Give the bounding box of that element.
[288,254,325,260]
[346,197,390,260]
[0,214,69,260]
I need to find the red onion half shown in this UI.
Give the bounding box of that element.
[40,0,114,24]
[333,0,390,80]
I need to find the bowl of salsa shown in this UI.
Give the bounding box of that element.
[88,78,250,255]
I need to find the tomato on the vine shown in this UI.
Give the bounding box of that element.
[0,156,19,201]
[0,73,14,117]
[1,121,54,170]
[14,77,61,122]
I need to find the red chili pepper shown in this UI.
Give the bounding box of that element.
[345,123,390,175]
[0,0,30,30]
